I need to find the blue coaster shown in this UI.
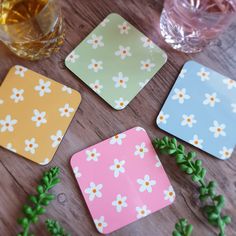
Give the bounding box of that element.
[156,60,236,160]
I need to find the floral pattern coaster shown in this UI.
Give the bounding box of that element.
[71,127,175,234]
[0,65,81,165]
[157,60,236,160]
[65,13,167,110]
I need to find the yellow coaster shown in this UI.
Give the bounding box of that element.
[0,65,81,165]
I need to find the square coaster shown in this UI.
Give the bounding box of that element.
[157,60,236,160]
[0,65,81,165]
[71,127,175,234]
[65,13,167,110]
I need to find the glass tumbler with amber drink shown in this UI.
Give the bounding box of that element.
[0,0,65,60]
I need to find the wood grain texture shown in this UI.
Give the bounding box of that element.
[0,0,236,235]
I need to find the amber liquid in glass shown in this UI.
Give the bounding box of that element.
[0,0,65,60]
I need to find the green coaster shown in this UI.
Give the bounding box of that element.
[65,13,167,110]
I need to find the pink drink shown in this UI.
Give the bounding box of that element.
[160,0,236,53]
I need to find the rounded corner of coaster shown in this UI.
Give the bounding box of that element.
[38,157,52,166]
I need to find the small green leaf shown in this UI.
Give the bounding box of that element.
[29,195,38,204]
[187,151,196,160]
[172,231,181,236]
[180,164,188,172]
[209,213,219,221]
[163,136,169,144]
[167,149,176,155]
[178,144,185,152]
[222,216,231,224]
[186,167,193,175]
[171,138,177,147]
[186,224,193,236]
[37,185,44,194]
[192,175,199,182]
[200,168,206,179]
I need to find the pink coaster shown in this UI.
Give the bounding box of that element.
[70,127,175,234]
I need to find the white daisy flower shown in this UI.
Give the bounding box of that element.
[137,175,156,193]
[0,99,4,105]
[140,36,154,48]
[66,51,79,63]
[109,133,126,145]
[189,135,203,148]
[110,159,125,178]
[172,88,190,104]
[157,111,169,124]
[155,155,162,167]
[0,115,17,132]
[10,88,24,103]
[135,127,145,132]
[139,79,149,88]
[114,97,129,110]
[179,68,187,78]
[100,18,110,27]
[197,67,210,81]
[85,182,103,201]
[118,21,130,34]
[231,103,236,113]
[112,194,128,212]
[115,46,132,60]
[181,114,197,128]
[62,85,72,94]
[209,120,226,138]
[112,72,129,88]
[87,34,104,49]
[203,93,220,107]
[24,138,38,154]
[73,166,82,178]
[136,205,151,219]
[88,59,103,72]
[40,158,50,165]
[34,79,51,97]
[219,147,233,160]
[140,59,155,72]
[31,109,47,127]
[15,65,28,77]
[94,216,108,233]
[86,148,101,162]
[58,104,74,117]
[223,78,236,89]
[164,186,175,203]
[90,80,103,94]
[134,142,148,158]
[50,130,63,148]
[6,143,16,153]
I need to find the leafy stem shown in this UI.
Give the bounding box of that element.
[45,219,71,236]
[153,136,231,236]
[173,219,193,236]
[17,167,61,236]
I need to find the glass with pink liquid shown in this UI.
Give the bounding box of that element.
[160,0,236,53]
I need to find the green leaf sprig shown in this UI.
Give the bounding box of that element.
[153,136,231,236]
[173,219,193,236]
[17,167,60,236]
[45,219,71,236]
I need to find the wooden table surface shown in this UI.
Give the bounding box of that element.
[0,1,236,235]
